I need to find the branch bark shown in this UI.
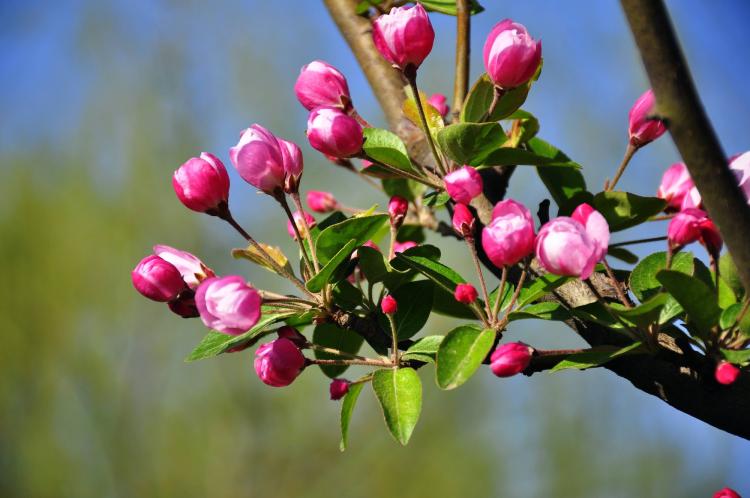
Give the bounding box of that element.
[620,0,750,294]
[452,0,471,118]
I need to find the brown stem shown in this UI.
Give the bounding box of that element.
[278,195,315,275]
[452,0,471,120]
[621,0,750,295]
[465,237,492,320]
[491,266,508,322]
[610,235,668,248]
[291,192,321,273]
[308,358,392,368]
[602,259,632,308]
[406,74,447,175]
[606,143,637,191]
[497,267,527,330]
[479,86,504,122]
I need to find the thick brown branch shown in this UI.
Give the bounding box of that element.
[452,0,471,118]
[620,0,750,294]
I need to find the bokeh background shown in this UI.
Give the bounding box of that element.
[2,1,750,496]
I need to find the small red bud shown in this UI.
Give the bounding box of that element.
[388,195,408,228]
[381,295,398,314]
[454,283,478,304]
[715,361,740,385]
[329,379,351,400]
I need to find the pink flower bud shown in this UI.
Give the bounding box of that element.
[680,185,703,210]
[388,195,409,227]
[172,152,230,214]
[730,151,750,205]
[381,295,398,314]
[427,93,449,118]
[667,208,722,254]
[294,60,351,111]
[490,342,534,377]
[168,292,199,318]
[194,276,261,335]
[393,241,418,255]
[535,217,598,279]
[452,203,476,238]
[444,166,483,204]
[277,325,307,348]
[153,245,214,290]
[254,337,306,387]
[657,163,695,211]
[306,190,339,213]
[715,362,741,386]
[714,487,742,498]
[372,4,434,71]
[454,283,478,304]
[628,89,667,148]
[329,378,351,400]
[481,199,535,267]
[483,19,542,90]
[230,124,303,195]
[132,255,185,302]
[307,106,363,158]
[286,210,317,239]
[570,203,610,263]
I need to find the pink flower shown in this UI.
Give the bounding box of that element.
[730,151,750,205]
[230,124,303,195]
[715,362,741,386]
[483,19,542,90]
[153,245,214,290]
[294,60,351,111]
[490,342,534,377]
[307,107,363,158]
[680,186,702,210]
[452,203,475,238]
[254,337,306,387]
[393,240,418,254]
[372,4,434,71]
[306,190,339,213]
[381,295,398,314]
[454,283,478,304]
[535,217,599,279]
[628,89,667,147]
[657,163,695,211]
[329,379,351,400]
[388,195,409,227]
[132,255,186,302]
[481,199,535,267]
[714,487,742,498]
[286,210,317,239]
[570,203,610,263]
[194,276,261,335]
[668,208,722,254]
[427,93,449,118]
[444,166,483,204]
[172,152,230,214]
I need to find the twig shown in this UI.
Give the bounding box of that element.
[609,235,667,248]
[606,143,637,191]
[602,259,632,308]
[452,0,471,120]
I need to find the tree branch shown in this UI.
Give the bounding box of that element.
[452,0,471,118]
[620,0,750,294]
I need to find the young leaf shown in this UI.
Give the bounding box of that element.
[362,128,413,172]
[527,137,591,214]
[306,239,357,292]
[436,325,495,390]
[508,302,570,322]
[403,87,444,139]
[505,109,540,146]
[185,311,296,361]
[720,348,750,365]
[313,323,365,378]
[424,191,451,208]
[315,214,389,265]
[401,335,444,363]
[629,251,694,301]
[339,381,366,451]
[436,122,506,165]
[232,242,292,275]
[378,280,434,339]
[550,342,644,372]
[657,270,721,335]
[592,191,667,231]
[420,0,484,15]
[461,73,531,123]
[372,368,422,445]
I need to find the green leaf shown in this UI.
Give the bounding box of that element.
[550,342,644,372]
[372,368,422,445]
[339,381,366,451]
[313,323,365,378]
[657,270,721,335]
[403,87,444,140]
[362,128,413,172]
[185,311,295,361]
[316,214,389,265]
[397,224,426,244]
[306,239,357,292]
[394,252,466,294]
[527,137,591,214]
[436,122,506,166]
[630,251,694,301]
[720,303,743,330]
[461,73,531,123]
[378,280,434,339]
[432,286,477,319]
[332,280,365,312]
[435,326,495,390]
[505,110,540,146]
[382,177,425,202]
[719,253,744,298]
[693,258,737,309]
[423,191,451,208]
[720,348,750,365]
[357,246,414,291]
[508,301,570,321]
[420,0,484,15]
[607,246,639,264]
[592,191,667,232]
[478,147,582,169]
[611,294,669,328]
[401,335,443,363]
[516,273,571,308]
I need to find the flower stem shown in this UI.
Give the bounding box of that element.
[602,259,632,308]
[497,267,528,330]
[307,343,376,362]
[308,358,393,368]
[465,237,492,320]
[278,195,316,276]
[606,143,637,191]
[479,86,504,122]
[609,235,668,248]
[361,154,442,190]
[491,266,509,322]
[387,313,400,365]
[406,74,447,176]
[291,192,321,274]
[388,225,397,261]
